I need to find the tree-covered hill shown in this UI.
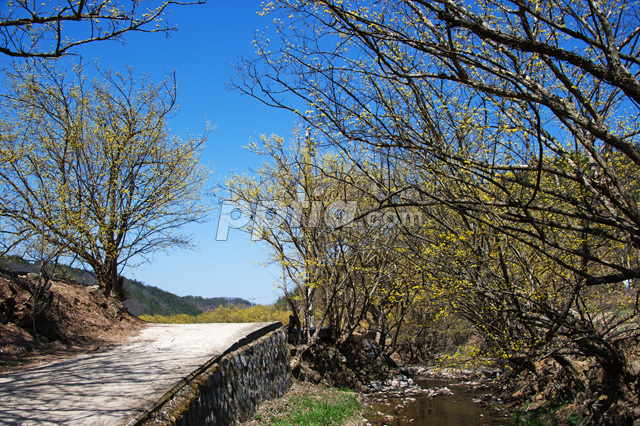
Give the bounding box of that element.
[0,256,251,317]
[180,295,251,312]
[124,282,251,317]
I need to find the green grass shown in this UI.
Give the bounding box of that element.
[565,412,580,426]
[268,392,361,426]
[510,410,550,426]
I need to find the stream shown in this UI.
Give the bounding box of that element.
[364,378,513,426]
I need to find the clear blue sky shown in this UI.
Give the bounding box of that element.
[71,1,297,303]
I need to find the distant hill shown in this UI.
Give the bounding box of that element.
[0,256,251,317]
[123,281,251,317]
[180,295,251,312]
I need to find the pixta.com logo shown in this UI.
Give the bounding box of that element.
[215,197,423,241]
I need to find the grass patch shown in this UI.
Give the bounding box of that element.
[243,381,363,426]
[270,394,360,426]
[565,412,580,426]
[510,409,550,426]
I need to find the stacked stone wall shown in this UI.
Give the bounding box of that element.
[133,327,291,426]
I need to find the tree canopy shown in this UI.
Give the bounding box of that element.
[231,1,640,423]
[0,61,211,298]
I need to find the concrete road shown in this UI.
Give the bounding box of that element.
[0,322,279,426]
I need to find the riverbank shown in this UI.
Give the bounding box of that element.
[361,366,511,425]
[241,365,512,426]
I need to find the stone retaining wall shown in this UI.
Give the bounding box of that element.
[133,326,291,426]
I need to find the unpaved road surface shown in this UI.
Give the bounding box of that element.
[0,322,278,426]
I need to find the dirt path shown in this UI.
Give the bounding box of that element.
[0,322,278,426]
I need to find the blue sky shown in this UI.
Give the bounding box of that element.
[70,1,298,303]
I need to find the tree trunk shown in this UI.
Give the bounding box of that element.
[99,260,125,301]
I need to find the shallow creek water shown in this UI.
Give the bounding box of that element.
[364,378,513,426]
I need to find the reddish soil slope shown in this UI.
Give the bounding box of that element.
[0,273,143,373]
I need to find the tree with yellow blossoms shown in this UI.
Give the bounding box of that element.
[223,129,428,349]
[0,61,211,299]
[234,1,640,422]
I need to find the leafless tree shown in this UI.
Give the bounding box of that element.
[0,0,205,58]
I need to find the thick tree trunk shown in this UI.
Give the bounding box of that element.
[98,260,126,301]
